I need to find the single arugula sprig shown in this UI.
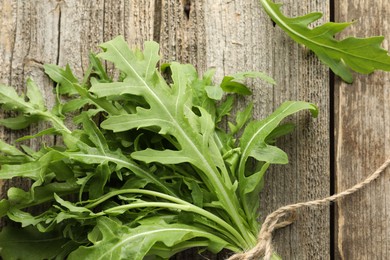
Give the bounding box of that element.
[260,0,390,83]
[0,36,317,259]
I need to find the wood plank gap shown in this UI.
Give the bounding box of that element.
[329,2,336,259]
[153,0,162,42]
[329,0,335,22]
[56,2,62,65]
[329,69,336,260]
[102,0,106,42]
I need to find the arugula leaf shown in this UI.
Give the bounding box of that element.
[16,128,57,142]
[228,103,254,135]
[0,82,72,134]
[260,0,390,83]
[216,95,234,123]
[0,226,77,260]
[0,115,39,130]
[44,64,79,95]
[221,71,276,95]
[238,101,318,229]
[45,62,121,116]
[0,140,26,156]
[25,78,46,110]
[205,85,224,100]
[68,217,230,260]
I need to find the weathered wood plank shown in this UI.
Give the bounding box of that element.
[158,1,330,258]
[0,0,60,227]
[0,0,330,259]
[256,1,330,259]
[161,0,330,258]
[335,0,390,259]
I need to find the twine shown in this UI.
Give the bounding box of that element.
[228,157,390,260]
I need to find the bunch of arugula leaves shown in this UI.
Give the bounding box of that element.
[2,0,390,259]
[0,36,317,259]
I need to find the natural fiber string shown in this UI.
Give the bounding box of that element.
[228,157,390,260]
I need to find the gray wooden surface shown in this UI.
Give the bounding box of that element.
[335,0,390,259]
[0,0,388,259]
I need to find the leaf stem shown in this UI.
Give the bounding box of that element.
[42,112,72,135]
[86,189,249,249]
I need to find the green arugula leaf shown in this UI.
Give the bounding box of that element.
[26,78,46,110]
[0,82,72,134]
[0,139,28,156]
[238,101,318,229]
[216,95,234,123]
[65,148,178,198]
[260,0,390,83]
[68,217,230,260]
[249,143,288,165]
[0,200,10,217]
[0,115,40,130]
[88,52,111,83]
[220,76,252,95]
[0,161,46,180]
[62,98,89,113]
[205,85,224,100]
[45,62,121,116]
[5,182,79,211]
[191,68,218,119]
[0,84,36,113]
[228,103,254,135]
[44,64,79,95]
[220,71,276,95]
[16,128,57,142]
[0,150,61,181]
[0,226,76,260]
[265,123,295,144]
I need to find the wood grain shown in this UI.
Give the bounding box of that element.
[0,0,60,227]
[257,1,330,259]
[0,0,331,259]
[190,1,330,259]
[335,0,390,259]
